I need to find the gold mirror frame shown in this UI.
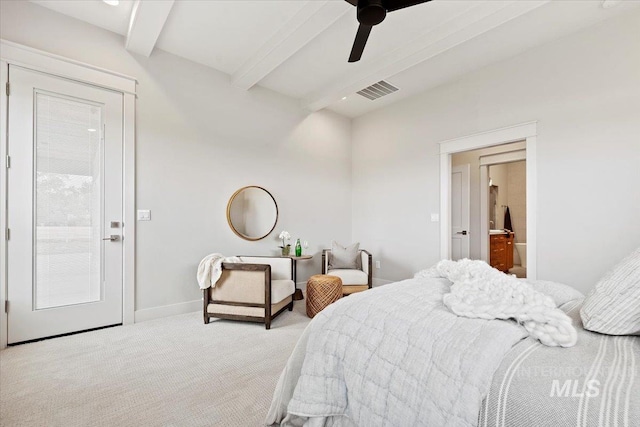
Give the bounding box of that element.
[226,186,278,241]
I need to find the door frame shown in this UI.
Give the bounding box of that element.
[438,121,537,279]
[0,40,137,349]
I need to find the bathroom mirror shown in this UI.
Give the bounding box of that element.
[226,186,278,241]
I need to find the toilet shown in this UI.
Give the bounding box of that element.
[514,243,527,268]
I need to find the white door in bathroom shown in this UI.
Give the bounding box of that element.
[451,164,470,260]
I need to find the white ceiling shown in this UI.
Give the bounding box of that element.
[157,1,308,75]
[29,0,640,118]
[31,0,135,35]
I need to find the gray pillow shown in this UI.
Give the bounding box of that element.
[580,247,640,335]
[329,241,360,270]
[526,280,584,307]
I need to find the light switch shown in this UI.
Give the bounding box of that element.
[430,213,440,222]
[137,210,151,221]
[375,261,381,269]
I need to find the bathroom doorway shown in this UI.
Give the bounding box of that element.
[450,141,527,278]
[487,160,527,278]
[438,121,537,280]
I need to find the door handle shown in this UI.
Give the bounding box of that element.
[103,235,120,241]
[456,230,468,235]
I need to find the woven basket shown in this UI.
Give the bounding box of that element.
[306,275,342,318]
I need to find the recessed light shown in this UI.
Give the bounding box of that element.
[87,128,97,132]
[341,96,347,100]
[103,0,120,6]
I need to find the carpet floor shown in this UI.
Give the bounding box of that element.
[0,301,310,427]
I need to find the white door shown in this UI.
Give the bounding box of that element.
[7,65,123,344]
[451,164,470,260]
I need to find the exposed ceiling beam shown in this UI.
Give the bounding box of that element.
[125,0,175,57]
[231,0,351,91]
[303,0,550,112]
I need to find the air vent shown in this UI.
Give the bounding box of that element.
[357,80,399,101]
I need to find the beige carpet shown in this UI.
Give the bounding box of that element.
[0,301,310,427]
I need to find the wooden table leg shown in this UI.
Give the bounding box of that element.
[292,259,304,300]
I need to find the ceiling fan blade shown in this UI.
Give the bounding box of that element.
[348,24,373,63]
[385,0,431,12]
[344,0,358,6]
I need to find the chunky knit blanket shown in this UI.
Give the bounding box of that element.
[417,259,577,347]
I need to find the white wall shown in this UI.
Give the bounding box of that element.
[352,10,640,294]
[0,1,352,313]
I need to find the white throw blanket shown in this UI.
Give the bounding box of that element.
[417,259,577,347]
[196,253,241,290]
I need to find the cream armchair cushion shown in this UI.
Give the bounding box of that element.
[327,269,368,286]
[271,280,296,303]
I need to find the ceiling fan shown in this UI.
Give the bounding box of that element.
[344,0,432,62]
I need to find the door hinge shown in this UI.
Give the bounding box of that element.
[5,155,10,169]
[4,300,8,314]
[5,228,9,240]
[5,82,9,96]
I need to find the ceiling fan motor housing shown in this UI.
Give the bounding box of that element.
[357,0,387,26]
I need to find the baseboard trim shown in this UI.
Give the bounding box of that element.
[134,299,201,323]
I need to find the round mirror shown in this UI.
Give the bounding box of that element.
[226,186,278,241]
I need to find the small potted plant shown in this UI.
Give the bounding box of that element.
[278,230,291,256]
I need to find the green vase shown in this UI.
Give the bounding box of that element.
[281,246,290,256]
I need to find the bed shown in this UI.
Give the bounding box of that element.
[266,270,639,426]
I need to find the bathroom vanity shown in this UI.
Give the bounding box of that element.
[490,231,514,272]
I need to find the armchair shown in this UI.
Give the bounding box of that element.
[203,256,294,329]
[322,249,372,295]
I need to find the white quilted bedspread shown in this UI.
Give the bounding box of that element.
[267,276,530,426]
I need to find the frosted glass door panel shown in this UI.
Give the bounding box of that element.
[35,92,103,309]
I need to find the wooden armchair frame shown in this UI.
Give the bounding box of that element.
[203,261,293,330]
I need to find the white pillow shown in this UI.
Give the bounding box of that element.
[580,247,640,335]
[329,241,360,270]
